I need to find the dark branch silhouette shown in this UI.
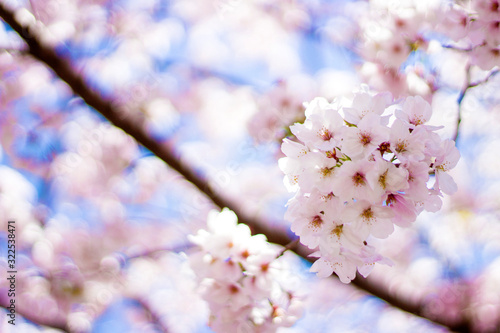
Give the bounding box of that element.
[0,3,472,332]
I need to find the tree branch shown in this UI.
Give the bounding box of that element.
[124,243,191,261]
[454,64,500,142]
[0,3,472,331]
[134,298,170,333]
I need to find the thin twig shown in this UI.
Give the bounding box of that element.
[469,68,499,88]
[276,238,300,259]
[453,64,500,142]
[125,243,192,261]
[0,3,474,331]
[453,63,471,142]
[441,44,473,52]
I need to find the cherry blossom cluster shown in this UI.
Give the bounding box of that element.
[358,0,437,71]
[438,0,500,70]
[280,86,460,283]
[355,0,499,97]
[354,0,441,98]
[188,208,303,332]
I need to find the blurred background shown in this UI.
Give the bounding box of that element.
[1,0,500,332]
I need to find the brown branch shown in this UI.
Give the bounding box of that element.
[135,298,170,333]
[276,238,301,259]
[0,3,472,332]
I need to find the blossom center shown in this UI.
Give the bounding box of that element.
[319,127,333,141]
[395,140,408,153]
[309,215,323,230]
[386,193,396,205]
[395,18,406,28]
[492,1,499,12]
[378,141,391,155]
[361,208,374,221]
[392,43,402,54]
[411,115,425,126]
[352,172,366,186]
[359,132,372,146]
[241,249,250,258]
[378,170,388,189]
[321,167,335,178]
[331,224,343,238]
[229,285,239,294]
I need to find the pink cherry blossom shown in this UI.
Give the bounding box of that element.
[342,87,392,125]
[286,192,335,249]
[309,252,358,282]
[290,97,345,151]
[389,119,426,162]
[433,140,461,195]
[368,155,409,192]
[341,113,390,160]
[342,200,395,239]
[404,161,431,202]
[470,45,500,70]
[396,95,433,128]
[332,159,384,203]
[318,217,365,254]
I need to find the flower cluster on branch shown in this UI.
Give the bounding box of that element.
[188,208,303,332]
[280,86,460,283]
